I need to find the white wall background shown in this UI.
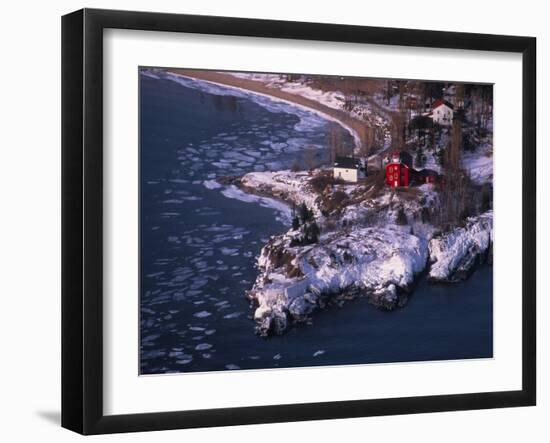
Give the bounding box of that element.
[0,0,546,441]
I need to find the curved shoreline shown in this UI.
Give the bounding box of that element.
[165,68,367,152]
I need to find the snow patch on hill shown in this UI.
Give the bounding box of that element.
[461,144,493,185]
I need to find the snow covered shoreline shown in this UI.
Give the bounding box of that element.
[240,170,493,336]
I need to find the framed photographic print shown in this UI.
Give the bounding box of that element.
[61,8,536,435]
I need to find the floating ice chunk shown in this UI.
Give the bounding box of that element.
[205,329,216,335]
[203,179,222,190]
[145,271,164,278]
[220,247,239,256]
[189,326,206,331]
[273,354,282,360]
[225,364,241,370]
[163,199,183,204]
[142,334,160,343]
[193,311,211,318]
[223,312,242,319]
[313,350,326,357]
[141,350,165,360]
[195,343,213,351]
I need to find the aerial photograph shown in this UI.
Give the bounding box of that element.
[139,67,493,374]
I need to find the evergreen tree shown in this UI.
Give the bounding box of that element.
[304,221,320,244]
[396,208,408,225]
[415,148,425,168]
[299,203,313,224]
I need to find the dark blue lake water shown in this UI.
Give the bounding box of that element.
[139,71,493,374]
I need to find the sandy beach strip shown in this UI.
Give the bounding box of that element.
[165,68,368,151]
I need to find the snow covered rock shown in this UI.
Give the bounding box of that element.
[249,226,428,336]
[428,211,493,282]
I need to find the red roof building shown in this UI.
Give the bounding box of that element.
[386,160,410,188]
[430,99,454,126]
[432,99,454,110]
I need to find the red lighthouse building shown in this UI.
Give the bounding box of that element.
[385,152,411,188]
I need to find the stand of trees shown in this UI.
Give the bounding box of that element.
[280,74,493,229]
[436,84,477,226]
[291,203,320,245]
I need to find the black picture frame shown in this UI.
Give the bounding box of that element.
[62,8,536,435]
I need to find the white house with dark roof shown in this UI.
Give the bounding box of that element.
[333,156,364,182]
[430,99,454,125]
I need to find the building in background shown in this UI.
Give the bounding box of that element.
[385,151,411,187]
[430,99,454,125]
[333,156,364,182]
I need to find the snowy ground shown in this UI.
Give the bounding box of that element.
[229,72,347,110]
[461,143,493,184]
[241,170,323,217]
